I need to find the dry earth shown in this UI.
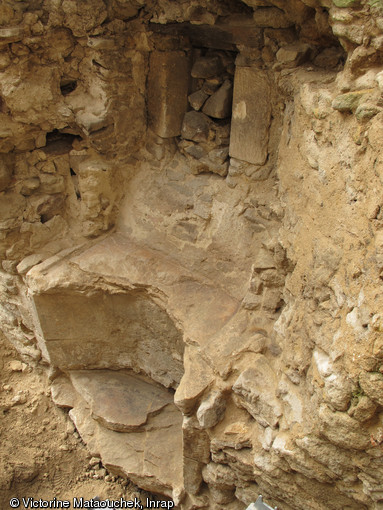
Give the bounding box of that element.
[0,331,155,510]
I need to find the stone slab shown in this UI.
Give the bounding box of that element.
[148,51,190,138]
[70,400,183,497]
[69,370,174,431]
[229,68,271,165]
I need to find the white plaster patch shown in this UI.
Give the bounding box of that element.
[233,100,247,120]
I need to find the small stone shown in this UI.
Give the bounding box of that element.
[66,421,75,435]
[0,156,13,192]
[59,445,70,451]
[3,385,12,392]
[314,47,343,69]
[208,148,229,164]
[89,456,101,467]
[197,391,226,429]
[253,7,293,28]
[11,393,27,405]
[333,0,359,6]
[39,160,56,174]
[355,103,380,121]
[9,360,23,372]
[184,144,206,160]
[0,27,23,43]
[191,56,224,79]
[202,80,233,119]
[181,111,211,142]
[188,90,209,111]
[16,253,43,275]
[276,43,311,66]
[332,90,373,113]
[202,80,221,95]
[39,174,65,194]
[359,371,383,406]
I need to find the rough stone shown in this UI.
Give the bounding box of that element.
[276,43,311,66]
[202,80,233,119]
[253,7,294,28]
[181,111,212,142]
[233,357,282,429]
[188,90,209,111]
[191,56,224,79]
[69,370,174,432]
[332,90,373,113]
[196,391,226,429]
[359,371,383,406]
[0,156,13,192]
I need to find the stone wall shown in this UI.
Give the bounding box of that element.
[1,0,383,509]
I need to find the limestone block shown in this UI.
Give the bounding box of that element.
[253,7,293,28]
[332,90,373,113]
[0,155,13,191]
[359,371,383,407]
[318,404,370,450]
[70,400,183,497]
[202,462,236,489]
[183,458,204,495]
[20,178,40,196]
[202,80,233,119]
[332,0,359,6]
[16,254,43,275]
[196,391,226,429]
[183,416,211,463]
[191,56,224,79]
[276,43,311,66]
[232,357,282,428]
[175,347,214,414]
[51,374,78,409]
[229,68,270,166]
[188,90,209,111]
[0,27,23,45]
[348,395,377,422]
[181,111,212,142]
[69,370,174,432]
[39,174,65,194]
[32,290,184,389]
[148,51,190,138]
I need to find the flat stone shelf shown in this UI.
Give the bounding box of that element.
[27,232,240,375]
[70,369,174,432]
[69,370,183,497]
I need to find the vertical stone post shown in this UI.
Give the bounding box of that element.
[147,50,190,138]
[229,67,271,165]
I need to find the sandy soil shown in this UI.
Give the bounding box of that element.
[0,332,155,509]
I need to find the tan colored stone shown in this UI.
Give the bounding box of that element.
[51,374,78,409]
[69,370,174,432]
[233,357,282,429]
[253,7,294,28]
[70,399,183,497]
[148,51,190,138]
[229,68,270,165]
[202,80,233,119]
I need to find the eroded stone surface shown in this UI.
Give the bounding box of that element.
[229,68,271,165]
[70,370,174,432]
